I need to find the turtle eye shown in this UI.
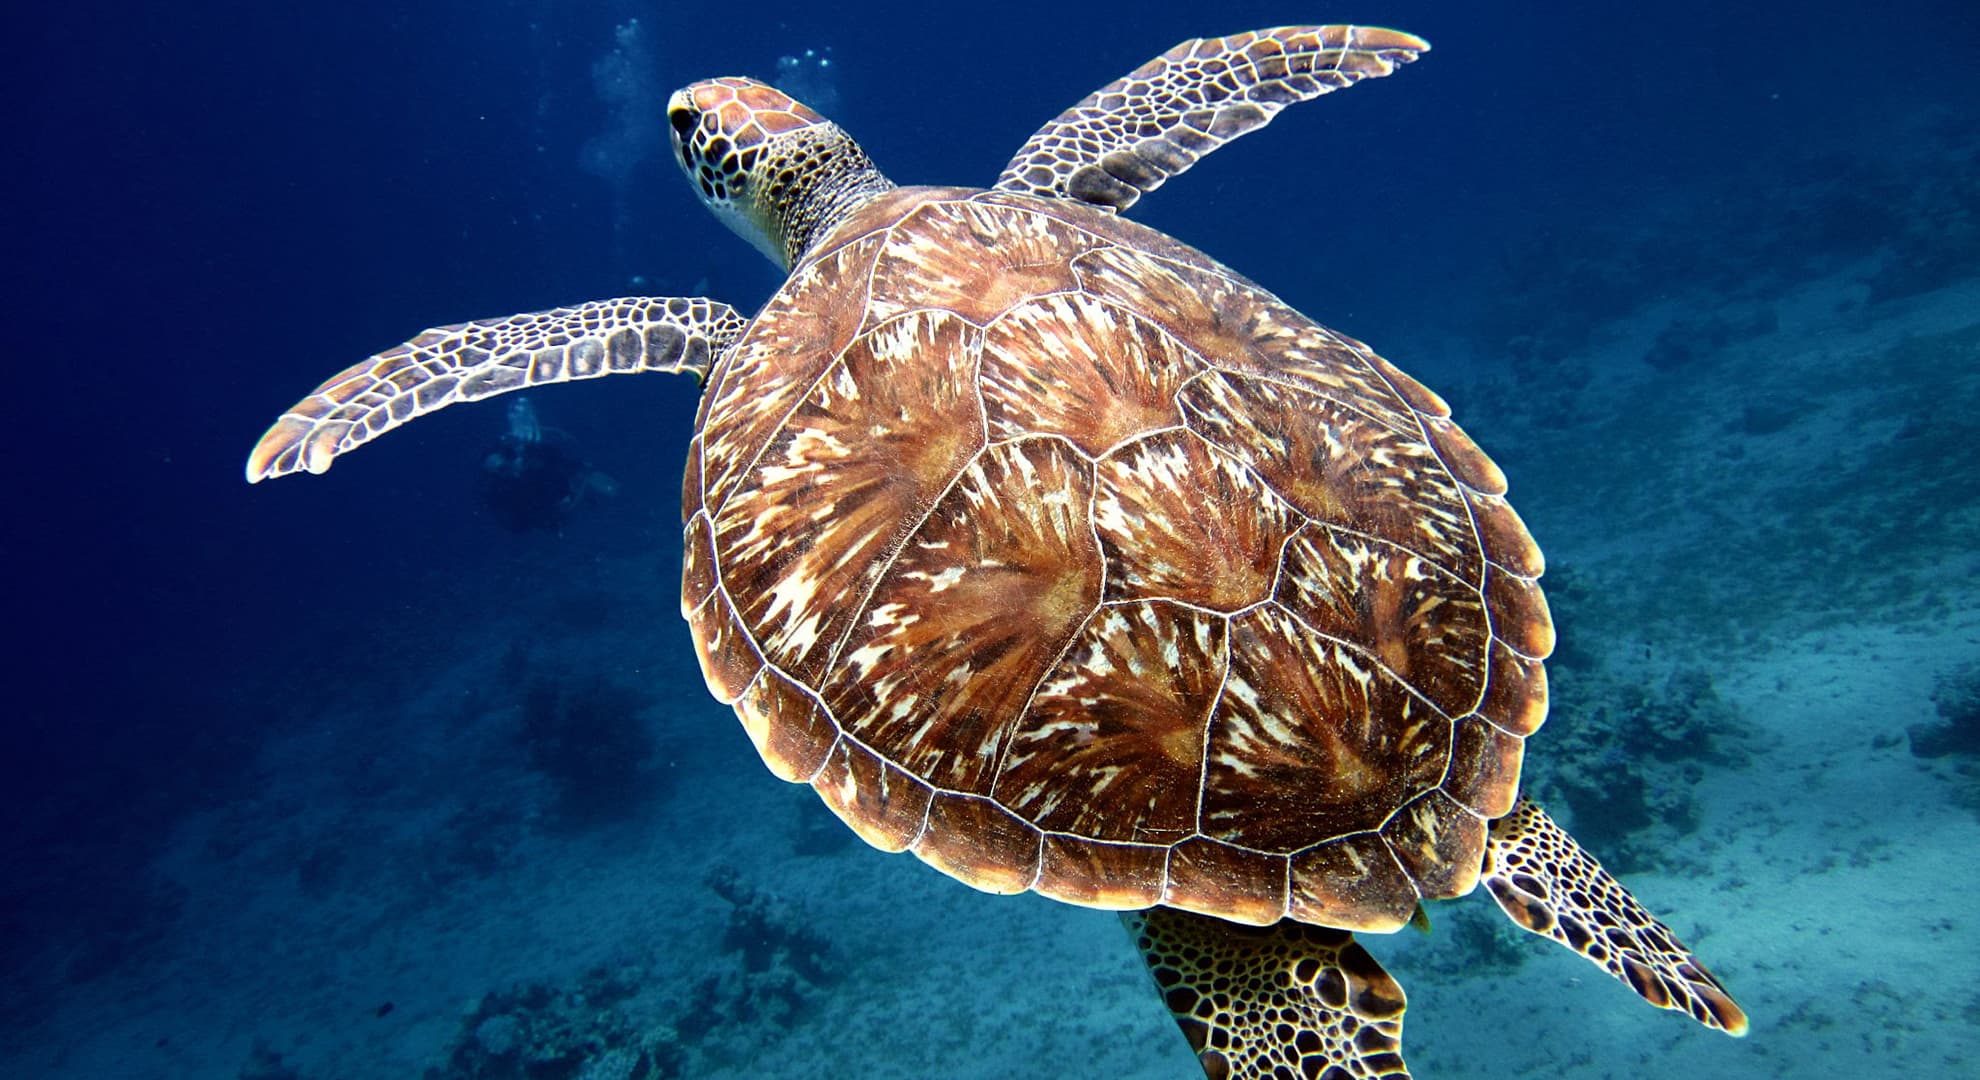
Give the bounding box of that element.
[668,105,698,145]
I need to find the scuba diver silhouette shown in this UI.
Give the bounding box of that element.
[478,398,618,532]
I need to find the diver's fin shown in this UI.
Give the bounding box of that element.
[246,297,748,482]
[1483,798,1748,1036]
[1125,907,1410,1079]
[996,25,1427,213]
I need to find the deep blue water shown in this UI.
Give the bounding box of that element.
[9,2,1980,1077]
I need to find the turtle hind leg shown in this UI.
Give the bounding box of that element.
[1124,908,1411,1079]
[1484,798,1749,1037]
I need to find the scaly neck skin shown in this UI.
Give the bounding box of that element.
[750,121,896,270]
[779,160,895,268]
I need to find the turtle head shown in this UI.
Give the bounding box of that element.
[667,78,895,270]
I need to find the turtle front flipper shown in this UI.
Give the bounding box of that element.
[1484,798,1749,1036]
[245,296,749,482]
[1126,908,1411,1079]
[996,25,1428,213]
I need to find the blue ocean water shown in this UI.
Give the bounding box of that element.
[7,1,1979,1077]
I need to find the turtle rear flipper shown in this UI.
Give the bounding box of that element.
[1484,798,1749,1036]
[1126,907,1411,1079]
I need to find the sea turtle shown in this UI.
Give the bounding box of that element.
[246,25,1747,1077]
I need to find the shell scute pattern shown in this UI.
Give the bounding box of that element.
[1381,790,1487,898]
[1179,370,1481,584]
[1206,605,1450,851]
[996,601,1225,842]
[821,435,1102,796]
[713,309,986,684]
[1036,834,1168,908]
[698,232,885,512]
[916,793,1044,895]
[811,736,934,853]
[1163,836,1290,926]
[980,293,1202,456]
[1095,431,1298,610]
[1444,716,1524,819]
[734,666,841,784]
[1073,247,1423,436]
[867,199,1100,327]
[1273,526,1489,719]
[695,188,1545,922]
[1287,835,1418,931]
[685,574,763,706]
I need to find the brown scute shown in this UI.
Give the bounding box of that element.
[679,434,705,522]
[867,198,1097,326]
[811,737,934,853]
[714,310,986,683]
[1381,790,1487,900]
[685,586,763,706]
[1163,837,1290,926]
[1072,246,1421,433]
[823,437,1101,796]
[683,78,825,146]
[914,794,1044,895]
[698,232,886,514]
[1422,413,1508,496]
[1204,606,1451,851]
[1440,716,1525,818]
[1469,490,1545,578]
[1033,835,1167,909]
[680,512,718,617]
[753,108,816,135]
[735,667,842,783]
[1484,564,1555,660]
[1274,525,1490,720]
[1287,835,1419,932]
[995,602,1223,842]
[801,186,978,261]
[975,189,1227,275]
[1366,350,1450,417]
[1181,370,1482,583]
[734,82,823,124]
[981,293,1202,456]
[1094,431,1298,610]
[1478,640,1550,737]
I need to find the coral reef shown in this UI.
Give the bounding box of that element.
[1912,661,1980,759]
[679,865,835,1050]
[704,865,832,985]
[1523,664,1750,873]
[1911,661,1980,821]
[431,869,835,1078]
[427,965,680,1080]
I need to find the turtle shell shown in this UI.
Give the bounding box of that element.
[679,186,1552,932]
